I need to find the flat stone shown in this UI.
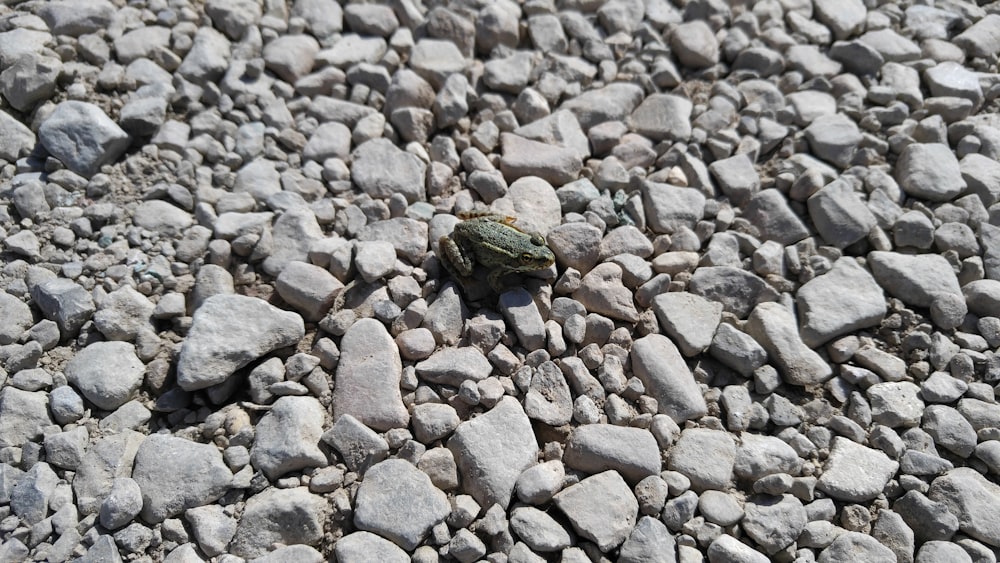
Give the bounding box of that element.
[653,292,723,356]
[332,318,408,431]
[807,178,877,249]
[628,93,692,142]
[796,258,886,348]
[894,490,960,543]
[742,189,810,245]
[708,153,759,205]
[500,132,582,187]
[868,251,961,308]
[411,403,460,444]
[72,430,144,515]
[415,347,492,387]
[572,263,640,323]
[229,488,326,559]
[805,114,863,168]
[509,507,572,552]
[38,101,130,177]
[0,109,36,161]
[564,424,661,483]
[64,341,145,411]
[93,285,156,342]
[0,293,32,345]
[746,302,833,386]
[323,414,389,473]
[896,143,966,201]
[668,428,736,492]
[954,13,1000,59]
[817,437,899,502]
[553,470,638,552]
[708,534,769,563]
[922,404,977,458]
[742,494,808,555]
[261,207,325,276]
[37,0,114,35]
[334,531,409,563]
[867,382,924,428]
[618,516,677,563]
[354,459,450,551]
[524,361,573,426]
[642,181,705,234]
[689,266,778,319]
[351,138,426,203]
[561,82,644,129]
[31,278,96,338]
[631,334,708,423]
[498,288,547,351]
[10,462,58,525]
[185,504,238,557]
[132,200,193,236]
[176,294,304,391]
[818,532,897,563]
[251,396,327,480]
[734,433,801,482]
[448,396,538,509]
[814,0,866,39]
[131,434,232,523]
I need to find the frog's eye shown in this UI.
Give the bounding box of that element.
[520,253,534,263]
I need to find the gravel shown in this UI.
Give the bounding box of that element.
[3,0,1000,560]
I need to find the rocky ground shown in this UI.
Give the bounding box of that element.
[2,0,1000,561]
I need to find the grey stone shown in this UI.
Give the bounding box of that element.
[99,477,143,530]
[176,294,304,391]
[917,541,973,563]
[742,494,807,555]
[670,20,718,69]
[184,504,237,558]
[922,404,977,458]
[546,222,602,273]
[808,179,877,248]
[355,217,428,264]
[131,434,232,523]
[554,470,638,552]
[500,132,582,187]
[814,0,866,39]
[31,277,95,338]
[411,403,460,444]
[515,460,564,505]
[334,531,409,563]
[817,437,899,502]
[963,279,1000,318]
[668,428,736,492]
[699,490,744,527]
[37,0,114,36]
[274,261,343,322]
[263,34,319,84]
[962,152,1000,207]
[746,302,832,386]
[742,189,810,245]
[0,293,32,345]
[44,425,89,470]
[64,341,144,411]
[893,211,935,249]
[868,382,923,427]
[818,532,897,563]
[448,396,538,509]
[896,143,966,201]
[230,488,326,559]
[564,424,660,483]
[323,414,389,473]
[894,490,960,543]
[561,82,644,129]
[805,114,863,168]
[796,258,886,348]
[0,54,60,112]
[572,263,640,323]
[93,285,156,342]
[73,430,144,515]
[415,347,492,387]
[734,433,801,482]
[708,533,769,563]
[132,200,193,237]
[251,396,327,479]
[333,318,409,431]
[177,27,231,86]
[0,109,36,161]
[38,101,129,176]
[868,251,961,309]
[871,509,915,563]
[708,153,759,206]
[354,459,450,551]
[618,516,676,563]
[642,181,705,234]
[628,93,692,143]
[709,322,768,376]
[509,506,572,552]
[10,462,58,524]
[524,361,573,426]
[261,207,325,276]
[498,288,547,350]
[631,334,708,423]
[954,14,1000,59]
[653,292,723,357]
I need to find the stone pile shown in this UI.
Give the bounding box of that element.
[1,0,1000,562]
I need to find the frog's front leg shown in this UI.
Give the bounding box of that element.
[438,235,475,278]
[486,269,510,293]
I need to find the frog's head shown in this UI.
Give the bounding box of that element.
[518,234,556,270]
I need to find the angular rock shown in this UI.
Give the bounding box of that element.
[351,138,426,203]
[689,266,778,319]
[38,101,130,177]
[653,292,723,356]
[668,428,736,492]
[524,361,573,426]
[415,347,492,387]
[742,494,808,555]
[354,459,450,551]
[807,178,877,248]
[64,341,145,411]
[229,488,326,559]
[796,258,886,348]
[628,94,692,142]
[448,396,538,509]
[500,132,582,187]
[745,302,833,386]
[818,532,897,563]
[572,263,640,323]
[0,109,36,161]
[868,251,961,308]
[642,181,705,234]
[564,425,660,483]
[251,396,327,480]
[817,437,899,502]
[176,295,304,391]
[553,470,638,552]
[332,318,409,431]
[630,334,707,423]
[323,414,389,473]
[896,143,966,201]
[131,434,232,523]
[509,507,572,552]
[334,531,409,563]
[31,278,96,338]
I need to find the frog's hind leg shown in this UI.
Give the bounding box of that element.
[457,210,518,226]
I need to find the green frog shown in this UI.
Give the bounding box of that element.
[438,212,556,292]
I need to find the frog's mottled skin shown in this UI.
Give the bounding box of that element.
[439,212,556,292]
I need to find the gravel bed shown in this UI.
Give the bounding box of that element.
[1,0,1000,562]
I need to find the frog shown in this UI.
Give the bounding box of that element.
[438,212,556,292]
